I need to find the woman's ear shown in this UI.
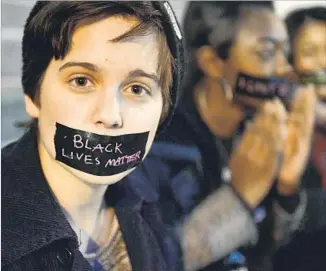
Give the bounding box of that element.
[24,94,40,118]
[195,45,224,78]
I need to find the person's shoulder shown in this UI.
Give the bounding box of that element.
[157,105,199,145]
[2,139,18,157]
[2,130,35,174]
[151,99,204,163]
[1,138,26,195]
[2,140,19,173]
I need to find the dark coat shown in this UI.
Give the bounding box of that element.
[2,127,170,271]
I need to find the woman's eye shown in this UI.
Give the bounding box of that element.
[131,85,145,95]
[125,84,150,97]
[258,50,275,61]
[69,76,94,89]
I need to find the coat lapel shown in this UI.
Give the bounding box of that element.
[115,206,167,271]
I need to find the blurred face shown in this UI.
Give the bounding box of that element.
[293,19,326,127]
[25,16,163,185]
[293,20,326,75]
[223,9,292,109]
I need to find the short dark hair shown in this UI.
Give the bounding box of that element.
[22,1,174,121]
[285,6,326,64]
[182,1,274,89]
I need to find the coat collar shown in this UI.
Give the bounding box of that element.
[2,128,79,265]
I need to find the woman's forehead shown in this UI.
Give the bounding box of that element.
[235,10,288,46]
[73,15,140,42]
[296,20,326,42]
[55,17,160,77]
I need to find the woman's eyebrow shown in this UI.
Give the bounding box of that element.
[58,63,160,86]
[59,62,100,73]
[124,69,160,85]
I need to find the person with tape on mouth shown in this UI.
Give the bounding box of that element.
[271,7,326,271]
[134,2,317,271]
[1,1,185,270]
[285,6,326,190]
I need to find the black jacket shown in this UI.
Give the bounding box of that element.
[2,127,170,271]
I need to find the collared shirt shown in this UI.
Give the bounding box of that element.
[2,127,169,271]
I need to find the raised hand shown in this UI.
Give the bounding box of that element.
[278,85,317,195]
[230,99,288,208]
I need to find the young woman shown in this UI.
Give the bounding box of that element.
[1,1,184,270]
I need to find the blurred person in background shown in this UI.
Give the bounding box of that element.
[132,1,319,271]
[286,6,326,190]
[272,7,326,271]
